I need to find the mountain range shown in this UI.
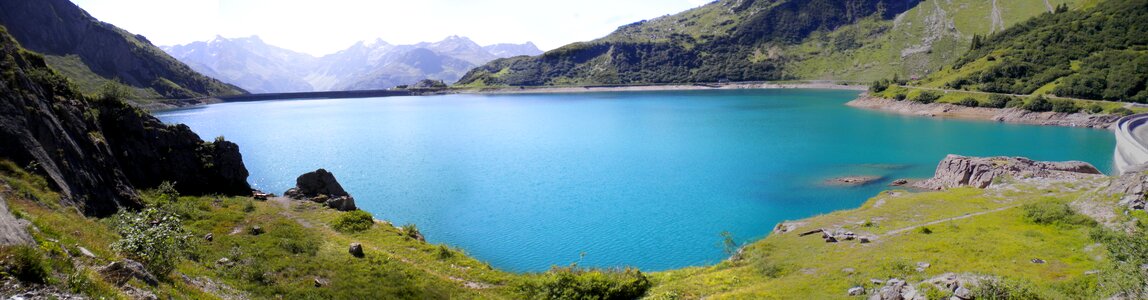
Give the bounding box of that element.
[163,36,541,93]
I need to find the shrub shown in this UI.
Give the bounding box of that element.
[436,244,454,260]
[1023,200,1095,227]
[1085,103,1104,114]
[869,80,889,93]
[957,97,980,107]
[1005,98,1026,108]
[918,227,933,234]
[515,266,651,299]
[893,93,907,101]
[913,92,941,104]
[1111,107,1135,116]
[1051,99,1081,113]
[0,245,50,284]
[986,94,1012,108]
[111,207,192,277]
[332,210,374,233]
[972,278,1041,300]
[1022,96,1053,112]
[401,224,424,241]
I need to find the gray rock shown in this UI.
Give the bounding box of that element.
[0,195,33,246]
[860,237,872,243]
[76,246,96,258]
[848,286,865,296]
[1031,258,1045,264]
[284,169,357,211]
[953,286,972,299]
[914,155,1103,190]
[825,236,839,243]
[98,259,158,286]
[890,179,909,186]
[204,232,213,241]
[248,226,264,235]
[349,242,364,258]
[916,262,930,272]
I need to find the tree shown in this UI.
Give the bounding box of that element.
[1022,95,1053,112]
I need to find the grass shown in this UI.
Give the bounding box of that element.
[873,85,1148,114]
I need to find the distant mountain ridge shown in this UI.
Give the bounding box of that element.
[0,0,245,99]
[457,0,1081,86]
[164,36,542,93]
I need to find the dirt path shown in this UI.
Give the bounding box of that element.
[1044,0,1055,12]
[990,0,1005,33]
[884,205,1020,236]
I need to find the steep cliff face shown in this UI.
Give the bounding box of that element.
[0,0,245,99]
[0,27,249,216]
[914,154,1103,190]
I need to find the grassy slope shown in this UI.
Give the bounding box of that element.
[3,156,1145,299]
[790,0,1081,81]
[647,177,1120,299]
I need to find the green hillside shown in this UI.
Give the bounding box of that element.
[456,0,1079,87]
[0,0,245,100]
[917,0,1148,103]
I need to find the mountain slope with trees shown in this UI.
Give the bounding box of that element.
[0,0,245,100]
[457,0,1082,86]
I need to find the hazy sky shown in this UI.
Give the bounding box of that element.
[71,0,711,56]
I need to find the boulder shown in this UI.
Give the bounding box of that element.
[848,286,865,296]
[890,179,909,186]
[953,286,972,299]
[349,242,364,258]
[914,155,1102,190]
[284,169,357,211]
[0,195,33,246]
[98,259,158,286]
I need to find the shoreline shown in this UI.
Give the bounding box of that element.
[846,96,1122,129]
[458,82,868,95]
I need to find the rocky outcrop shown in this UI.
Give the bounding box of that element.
[914,155,1103,190]
[0,195,32,246]
[284,169,357,211]
[0,0,244,98]
[0,28,250,216]
[1106,163,1148,207]
[98,259,158,286]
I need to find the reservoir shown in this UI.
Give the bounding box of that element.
[156,89,1115,272]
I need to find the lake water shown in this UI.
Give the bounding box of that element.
[156,89,1115,272]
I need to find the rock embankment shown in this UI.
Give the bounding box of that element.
[914,155,1103,190]
[284,169,357,211]
[0,29,250,217]
[847,96,1122,129]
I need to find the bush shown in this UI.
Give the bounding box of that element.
[1022,96,1053,112]
[436,244,454,260]
[1022,200,1095,227]
[1051,99,1081,113]
[869,80,889,93]
[972,278,1042,300]
[0,246,50,284]
[893,93,907,101]
[918,227,933,234]
[1111,107,1135,116]
[913,91,941,104]
[332,210,374,233]
[1085,104,1104,114]
[986,94,1012,108]
[111,207,192,277]
[401,224,424,241]
[957,97,980,107]
[515,266,651,299]
[1005,98,1026,108]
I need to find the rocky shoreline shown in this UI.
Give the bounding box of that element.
[462,82,868,95]
[846,96,1122,129]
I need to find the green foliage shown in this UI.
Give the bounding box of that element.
[111,207,192,277]
[971,278,1041,300]
[515,266,651,300]
[869,80,890,93]
[1022,95,1052,112]
[1005,97,1026,108]
[957,97,979,107]
[96,80,134,102]
[436,244,454,260]
[986,94,1013,108]
[893,93,907,101]
[401,223,423,240]
[917,227,933,234]
[0,245,51,284]
[1085,103,1105,114]
[332,210,375,233]
[943,0,1148,102]
[913,91,941,104]
[1111,107,1135,116]
[1051,99,1081,113]
[1021,200,1095,227]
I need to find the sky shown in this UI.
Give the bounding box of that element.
[70,0,712,56]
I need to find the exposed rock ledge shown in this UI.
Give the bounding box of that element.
[284,169,357,211]
[914,155,1103,190]
[847,96,1122,129]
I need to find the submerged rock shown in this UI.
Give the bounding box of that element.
[914,155,1102,190]
[825,176,884,187]
[284,169,357,211]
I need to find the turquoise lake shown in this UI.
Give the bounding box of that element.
[156,89,1116,272]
